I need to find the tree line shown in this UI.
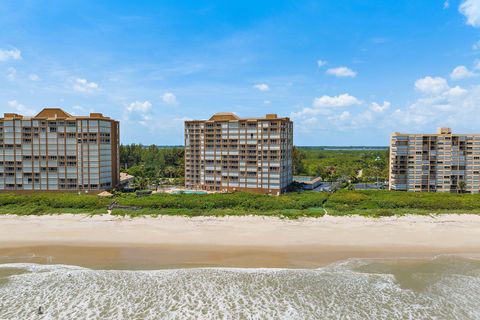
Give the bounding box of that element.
[292,147,389,182]
[120,144,184,184]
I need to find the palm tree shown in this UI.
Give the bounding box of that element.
[164,166,176,178]
[134,177,148,190]
[458,181,466,193]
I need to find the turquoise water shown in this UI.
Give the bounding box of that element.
[171,190,208,195]
[293,176,314,182]
[0,256,479,319]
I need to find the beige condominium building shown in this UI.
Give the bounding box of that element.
[0,108,119,192]
[389,128,480,193]
[185,112,293,195]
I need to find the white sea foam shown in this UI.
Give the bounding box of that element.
[0,257,479,320]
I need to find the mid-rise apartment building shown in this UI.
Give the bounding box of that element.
[185,112,293,195]
[389,128,480,193]
[0,108,119,192]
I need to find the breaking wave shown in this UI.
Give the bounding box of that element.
[0,256,479,319]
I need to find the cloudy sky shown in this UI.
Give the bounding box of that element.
[1,0,480,145]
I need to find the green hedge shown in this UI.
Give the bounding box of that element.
[1,190,480,217]
[0,193,109,209]
[115,192,328,211]
[0,192,328,216]
[326,190,480,213]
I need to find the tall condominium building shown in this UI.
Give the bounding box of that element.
[389,128,480,193]
[185,112,293,195]
[0,108,119,192]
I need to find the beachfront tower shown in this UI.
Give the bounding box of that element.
[389,128,480,193]
[184,112,293,195]
[0,108,120,192]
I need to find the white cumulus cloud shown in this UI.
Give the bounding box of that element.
[290,69,478,135]
[253,83,269,91]
[326,66,357,78]
[459,0,480,27]
[448,86,468,96]
[313,93,362,108]
[370,101,391,113]
[290,93,362,131]
[127,100,152,113]
[0,48,21,62]
[125,100,153,126]
[389,76,471,129]
[73,78,99,93]
[162,92,177,105]
[450,65,477,80]
[415,76,450,95]
[391,87,474,128]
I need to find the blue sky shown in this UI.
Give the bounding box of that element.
[1,0,480,146]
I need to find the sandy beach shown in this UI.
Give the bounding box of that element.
[0,214,479,268]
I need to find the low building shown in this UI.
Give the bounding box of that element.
[293,176,322,190]
[185,112,293,195]
[389,127,480,193]
[0,108,119,192]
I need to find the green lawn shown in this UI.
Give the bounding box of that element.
[0,190,479,218]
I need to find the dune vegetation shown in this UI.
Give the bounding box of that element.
[1,190,480,218]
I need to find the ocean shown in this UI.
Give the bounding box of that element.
[0,255,479,319]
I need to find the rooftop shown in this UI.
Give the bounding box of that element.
[391,128,480,136]
[1,108,115,121]
[188,112,290,122]
[209,112,240,121]
[35,108,72,119]
[120,172,135,182]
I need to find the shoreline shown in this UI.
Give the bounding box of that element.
[1,214,480,268]
[1,245,479,270]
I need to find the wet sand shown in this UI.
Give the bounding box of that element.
[0,214,479,268]
[1,245,479,269]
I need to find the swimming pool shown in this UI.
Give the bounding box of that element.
[171,190,208,195]
[293,176,315,182]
